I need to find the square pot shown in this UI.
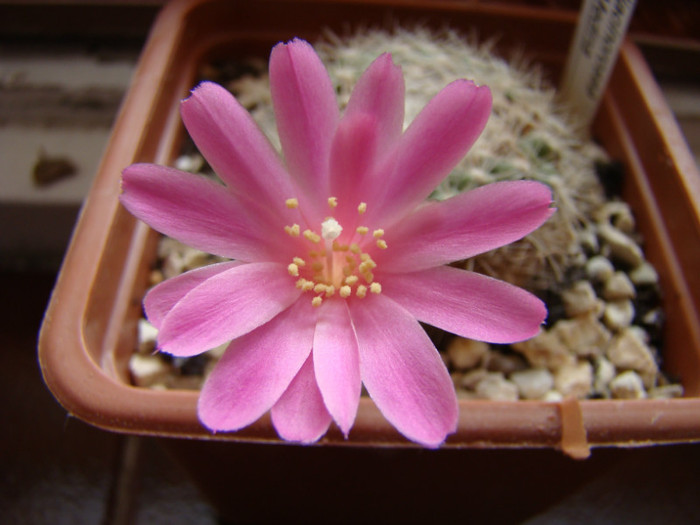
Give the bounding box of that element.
[39,0,700,495]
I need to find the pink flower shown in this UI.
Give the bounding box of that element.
[120,38,553,447]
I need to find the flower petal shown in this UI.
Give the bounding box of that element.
[373,80,492,224]
[271,354,332,443]
[270,39,339,213]
[180,81,295,210]
[381,266,547,344]
[158,262,301,356]
[312,299,361,437]
[378,180,554,272]
[121,164,272,261]
[144,261,241,329]
[198,299,316,432]
[344,52,405,153]
[348,295,457,447]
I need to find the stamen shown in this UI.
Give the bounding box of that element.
[284,224,300,237]
[339,285,352,298]
[349,243,360,254]
[293,257,306,267]
[358,202,367,214]
[303,229,321,243]
[287,263,299,277]
[373,229,385,239]
[328,197,338,209]
[376,239,388,250]
[356,226,369,235]
[356,285,368,298]
[312,296,323,307]
[344,275,359,286]
[370,282,382,294]
[285,198,299,209]
[325,285,336,297]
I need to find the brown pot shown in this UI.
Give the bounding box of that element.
[39,0,700,520]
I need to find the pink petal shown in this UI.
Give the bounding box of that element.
[327,113,379,228]
[312,299,361,437]
[180,82,296,213]
[344,52,405,153]
[198,298,316,432]
[348,295,458,447]
[381,266,547,344]
[158,262,301,356]
[270,39,339,214]
[120,164,273,261]
[373,80,492,224]
[377,180,554,272]
[144,261,242,329]
[271,354,332,443]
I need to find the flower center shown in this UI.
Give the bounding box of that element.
[283,197,387,307]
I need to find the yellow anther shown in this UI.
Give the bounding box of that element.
[312,296,323,307]
[349,243,360,254]
[285,198,299,209]
[309,250,319,258]
[358,202,367,214]
[361,271,374,283]
[356,226,369,235]
[303,229,321,243]
[287,263,299,277]
[343,266,353,277]
[370,282,382,294]
[299,279,315,292]
[376,239,388,250]
[345,255,356,264]
[360,253,371,262]
[344,275,359,286]
[314,283,328,294]
[356,285,368,298]
[284,224,300,237]
[312,261,324,272]
[339,285,352,298]
[296,278,314,291]
[332,241,349,252]
[325,285,336,297]
[373,229,385,239]
[359,260,376,272]
[328,197,338,209]
[293,257,306,267]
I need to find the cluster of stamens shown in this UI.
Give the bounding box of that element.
[283,197,386,307]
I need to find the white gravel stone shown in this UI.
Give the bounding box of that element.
[554,361,594,399]
[648,384,684,399]
[130,353,170,387]
[597,223,644,267]
[174,153,204,173]
[593,357,617,396]
[485,351,528,375]
[510,368,554,400]
[593,201,636,233]
[609,370,646,399]
[606,328,659,380]
[602,271,636,301]
[586,255,615,282]
[562,281,603,317]
[459,369,489,390]
[512,330,575,370]
[629,261,659,286]
[474,373,519,401]
[543,390,564,402]
[603,300,635,331]
[551,314,611,358]
[446,337,489,370]
[137,318,159,353]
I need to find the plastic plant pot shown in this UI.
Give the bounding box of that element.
[39,0,700,521]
